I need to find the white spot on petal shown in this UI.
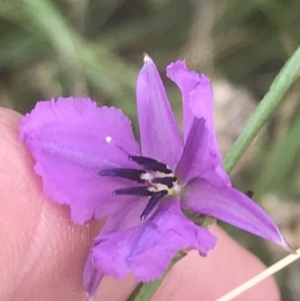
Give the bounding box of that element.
[105,136,112,143]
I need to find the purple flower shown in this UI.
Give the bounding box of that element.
[20,56,289,300]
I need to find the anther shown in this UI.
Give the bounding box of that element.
[141,190,168,220]
[129,155,172,174]
[113,187,154,196]
[151,176,177,189]
[99,168,145,183]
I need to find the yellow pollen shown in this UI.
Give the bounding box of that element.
[142,171,181,196]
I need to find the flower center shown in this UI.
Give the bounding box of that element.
[99,156,181,220]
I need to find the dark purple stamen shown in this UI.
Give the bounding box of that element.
[99,156,177,221]
[99,168,145,183]
[151,176,177,189]
[113,186,154,196]
[129,155,172,174]
[141,190,168,220]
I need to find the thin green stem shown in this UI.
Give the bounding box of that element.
[223,46,300,173]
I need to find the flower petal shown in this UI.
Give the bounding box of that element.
[182,177,289,248]
[166,60,222,163]
[92,199,216,281]
[136,55,183,169]
[167,61,231,186]
[83,253,104,301]
[166,61,210,135]
[20,97,140,224]
[83,198,147,299]
[176,118,217,184]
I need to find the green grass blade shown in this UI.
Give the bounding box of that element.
[223,46,300,173]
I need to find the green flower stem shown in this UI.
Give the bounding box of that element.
[128,46,300,301]
[223,46,300,173]
[127,252,186,301]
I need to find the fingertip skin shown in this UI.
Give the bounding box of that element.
[153,226,280,301]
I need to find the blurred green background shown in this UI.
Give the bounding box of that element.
[1,0,300,300]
